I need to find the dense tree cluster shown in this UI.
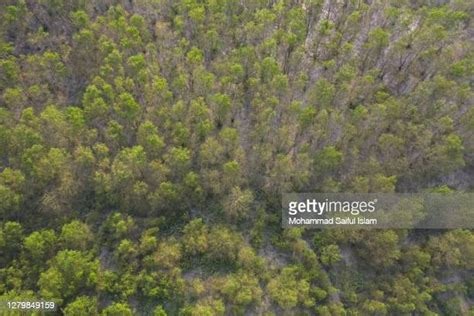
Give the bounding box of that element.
[0,0,473,314]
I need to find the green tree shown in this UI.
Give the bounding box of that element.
[223,186,254,222]
[0,222,23,265]
[267,266,313,310]
[63,296,98,315]
[60,221,93,251]
[320,244,342,266]
[101,302,133,315]
[24,229,57,264]
[38,250,99,305]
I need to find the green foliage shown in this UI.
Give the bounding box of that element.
[38,250,99,305]
[223,186,254,222]
[100,212,135,244]
[182,298,225,316]
[428,229,474,269]
[60,221,93,251]
[63,296,98,315]
[356,231,401,268]
[0,222,23,264]
[153,305,167,316]
[0,169,24,218]
[314,146,343,173]
[137,121,164,159]
[182,218,209,256]
[207,226,242,264]
[24,229,57,263]
[101,302,133,315]
[320,244,342,266]
[187,47,204,65]
[0,1,472,314]
[267,265,313,309]
[221,272,262,307]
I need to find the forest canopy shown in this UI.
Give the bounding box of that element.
[0,0,473,315]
